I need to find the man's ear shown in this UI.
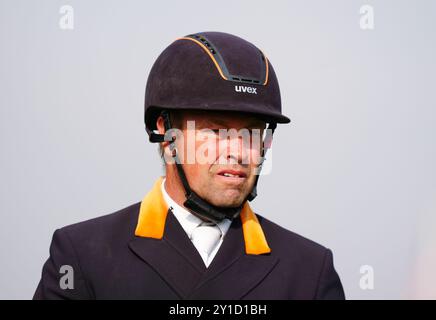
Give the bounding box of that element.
[156,115,165,135]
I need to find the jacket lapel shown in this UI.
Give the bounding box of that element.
[128,210,206,298]
[187,216,279,300]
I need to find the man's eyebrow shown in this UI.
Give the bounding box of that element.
[201,118,227,127]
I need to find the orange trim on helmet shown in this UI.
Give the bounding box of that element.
[176,37,228,81]
[261,51,269,85]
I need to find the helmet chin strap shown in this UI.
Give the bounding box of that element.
[147,110,276,224]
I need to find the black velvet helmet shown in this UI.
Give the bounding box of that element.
[144,31,290,133]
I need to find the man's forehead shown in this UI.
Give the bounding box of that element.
[179,111,266,127]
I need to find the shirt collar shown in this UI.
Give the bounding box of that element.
[161,177,231,239]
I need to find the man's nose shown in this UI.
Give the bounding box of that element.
[224,136,250,165]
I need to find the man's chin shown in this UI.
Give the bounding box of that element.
[199,186,249,208]
[208,196,246,208]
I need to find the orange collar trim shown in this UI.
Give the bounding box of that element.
[135,177,271,255]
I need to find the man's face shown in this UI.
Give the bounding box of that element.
[160,110,266,208]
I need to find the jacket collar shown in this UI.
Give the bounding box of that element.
[135,177,271,255]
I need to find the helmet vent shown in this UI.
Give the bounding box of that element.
[183,33,268,85]
[232,77,260,84]
[193,35,217,55]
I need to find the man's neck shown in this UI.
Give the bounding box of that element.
[163,166,189,210]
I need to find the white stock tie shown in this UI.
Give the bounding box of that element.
[191,221,222,263]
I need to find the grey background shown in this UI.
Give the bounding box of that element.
[1,0,435,299]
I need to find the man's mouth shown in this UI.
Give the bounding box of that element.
[216,169,247,180]
[222,173,240,178]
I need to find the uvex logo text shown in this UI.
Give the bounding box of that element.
[235,85,257,94]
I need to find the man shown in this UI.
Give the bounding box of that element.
[34,31,345,299]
